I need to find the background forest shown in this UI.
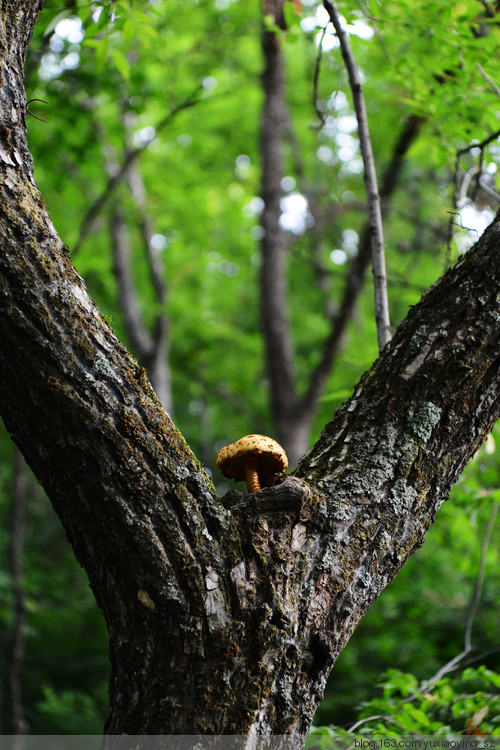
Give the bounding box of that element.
[0,0,499,737]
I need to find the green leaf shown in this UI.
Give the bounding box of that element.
[283,2,301,28]
[110,47,131,81]
[94,36,109,69]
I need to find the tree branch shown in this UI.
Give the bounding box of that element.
[447,127,500,258]
[110,113,172,414]
[478,64,500,99]
[312,24,328,125]
[323,0,391,351]
[300,115,423,418]
[72,85,204,256]
[296,213,500,668]
[110,207,156,359]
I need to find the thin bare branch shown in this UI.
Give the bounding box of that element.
[122,151,172,414]
[110,207,155,359]
[479,176,500,203]
[125,149,166,307]
[447,127,500,260]
[323,0,391,351]
[312,24,328,125]
[478,63,500,99]
[348,713,409,734]
[420,499,499,691]
[457,128,500,158]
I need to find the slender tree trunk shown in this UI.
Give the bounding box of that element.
[107,105,172,414]
[323,0,391,351]
[0,3,499,741]
[259,1,298,460]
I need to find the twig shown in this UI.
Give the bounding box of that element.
[348,713,408,733]
[446,127,500,261]
[421,499,499,691]
[26,98,47,123]
[478,64,500,99]
[461,644,500,667]
[478,176,500,203]
[323,0,391,351]
[312,24,328,125]
[457,127,500,158]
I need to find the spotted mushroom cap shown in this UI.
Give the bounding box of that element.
[216,434,288,483]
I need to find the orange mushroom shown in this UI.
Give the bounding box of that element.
[216,434,288,493]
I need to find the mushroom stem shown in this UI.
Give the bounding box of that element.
[244,455,261,493]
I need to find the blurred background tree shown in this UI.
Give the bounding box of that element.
[1,0,499,735]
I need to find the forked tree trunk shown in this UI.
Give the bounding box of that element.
[0,2,499,742]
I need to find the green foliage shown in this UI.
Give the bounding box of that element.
[36,686,106,735]
[310,665,500,738]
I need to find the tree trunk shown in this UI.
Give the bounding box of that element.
[259,1,299,463]
[1,2,499,741]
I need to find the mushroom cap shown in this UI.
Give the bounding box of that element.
[216,434,288,483]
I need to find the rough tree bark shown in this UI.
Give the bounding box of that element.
[1,1,499,743]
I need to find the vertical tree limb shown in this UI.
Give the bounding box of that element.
[110,204,172,414]
[259,0,299,456]
[323,0,392,351]
[123,146,172,415]
[109,132,172,415]
[110,207,156,358]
